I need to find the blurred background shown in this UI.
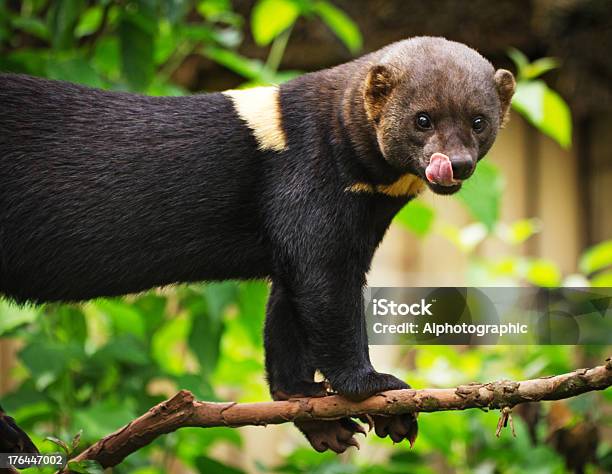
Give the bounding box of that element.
[0,0,611,473]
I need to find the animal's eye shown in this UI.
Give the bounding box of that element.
[472,116,486,133]
[416,113,433,130]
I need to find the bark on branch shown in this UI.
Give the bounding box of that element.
[68,359,612,470]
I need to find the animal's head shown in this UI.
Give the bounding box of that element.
[363,37,515,195]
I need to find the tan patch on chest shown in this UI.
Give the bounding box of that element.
[346,174,426,198]
[223,87,288,152]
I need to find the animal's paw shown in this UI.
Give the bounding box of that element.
[362,413,418,447]
[332,370,409,401]
[296,418,366,453]
[271,381,366,453]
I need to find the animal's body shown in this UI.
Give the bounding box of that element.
[0,37,515,452]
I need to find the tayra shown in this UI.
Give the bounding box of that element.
[0,36,515,453]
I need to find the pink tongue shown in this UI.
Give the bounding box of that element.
[426,153,456,186]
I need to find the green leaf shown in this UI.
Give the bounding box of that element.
[456,160,503,231]
[579,240,612,274]
[46,436,70,456]
[507,47,529,77]
[175,428,241,463]
[395,200,435,237]
[186,282,237,376]
[0,302,39,335]
[118,3,156,91]
[1,383,49,415]
[204,46,266,80]
[46,56,104,88]
[236,281,269,346]
[525,259,562,287]
[92,335,149,366]
[197,0,242,26]
[71,429,83,452]
[497,218,541,245]
[522,57,559,80]
[0,49,49,75]
[203,282,239,320]
[152,314,192,376]
[591,271,612,287]
[52,305,88,346]
[198,0,232,18]
[160,0,191,24]
[75,6,103,38]
[67,460,105,474]
[313,1,362,53]
[508,48,559,81]
[131,293,169,336]
[72,399,136,440]
[189,306,223,377]
[92,299,146,340]
[175,374,215,400]
[19,341,82,389]
[47,0,84,50]
[11,16,50,40]
[180,23,216,42]
[92,36,121,80]
[512,80,572,148]
[251,0,299,46]
[440,222,487,253]
[195,455,246,474]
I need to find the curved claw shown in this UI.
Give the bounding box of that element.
[358,413,375,432]
[296,418,366,454]
[371,413,418,447]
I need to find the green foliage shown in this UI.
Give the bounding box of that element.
[311,1,362,53]
[509,48,572,149]
[507,47,559,81]
[525,259,562,287]
[118,1,157,91]
[251,0,362,53]
[48,0,85,50]
[67,460,105,474]
[579,240,612,275]
[196,455,246,473]
[252,0,300,46]
[0,0,360,92]
[0,282,268,472]
[497,218,541,245]
[456,161,503,231]
[394,200,435,237]
[512,80,572,149]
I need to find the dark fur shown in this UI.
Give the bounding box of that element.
[0,404,38,455]
[0,37,514,452]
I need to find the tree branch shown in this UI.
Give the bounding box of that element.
[68,359,611,470]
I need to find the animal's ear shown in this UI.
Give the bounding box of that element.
[494,69,516,126]
[364,64,400,124]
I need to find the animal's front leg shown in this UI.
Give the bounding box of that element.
[286,267,418,447]
[288,270,406,399]
[265,281,367,453]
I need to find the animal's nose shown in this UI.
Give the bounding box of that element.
[450,156,474,180]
